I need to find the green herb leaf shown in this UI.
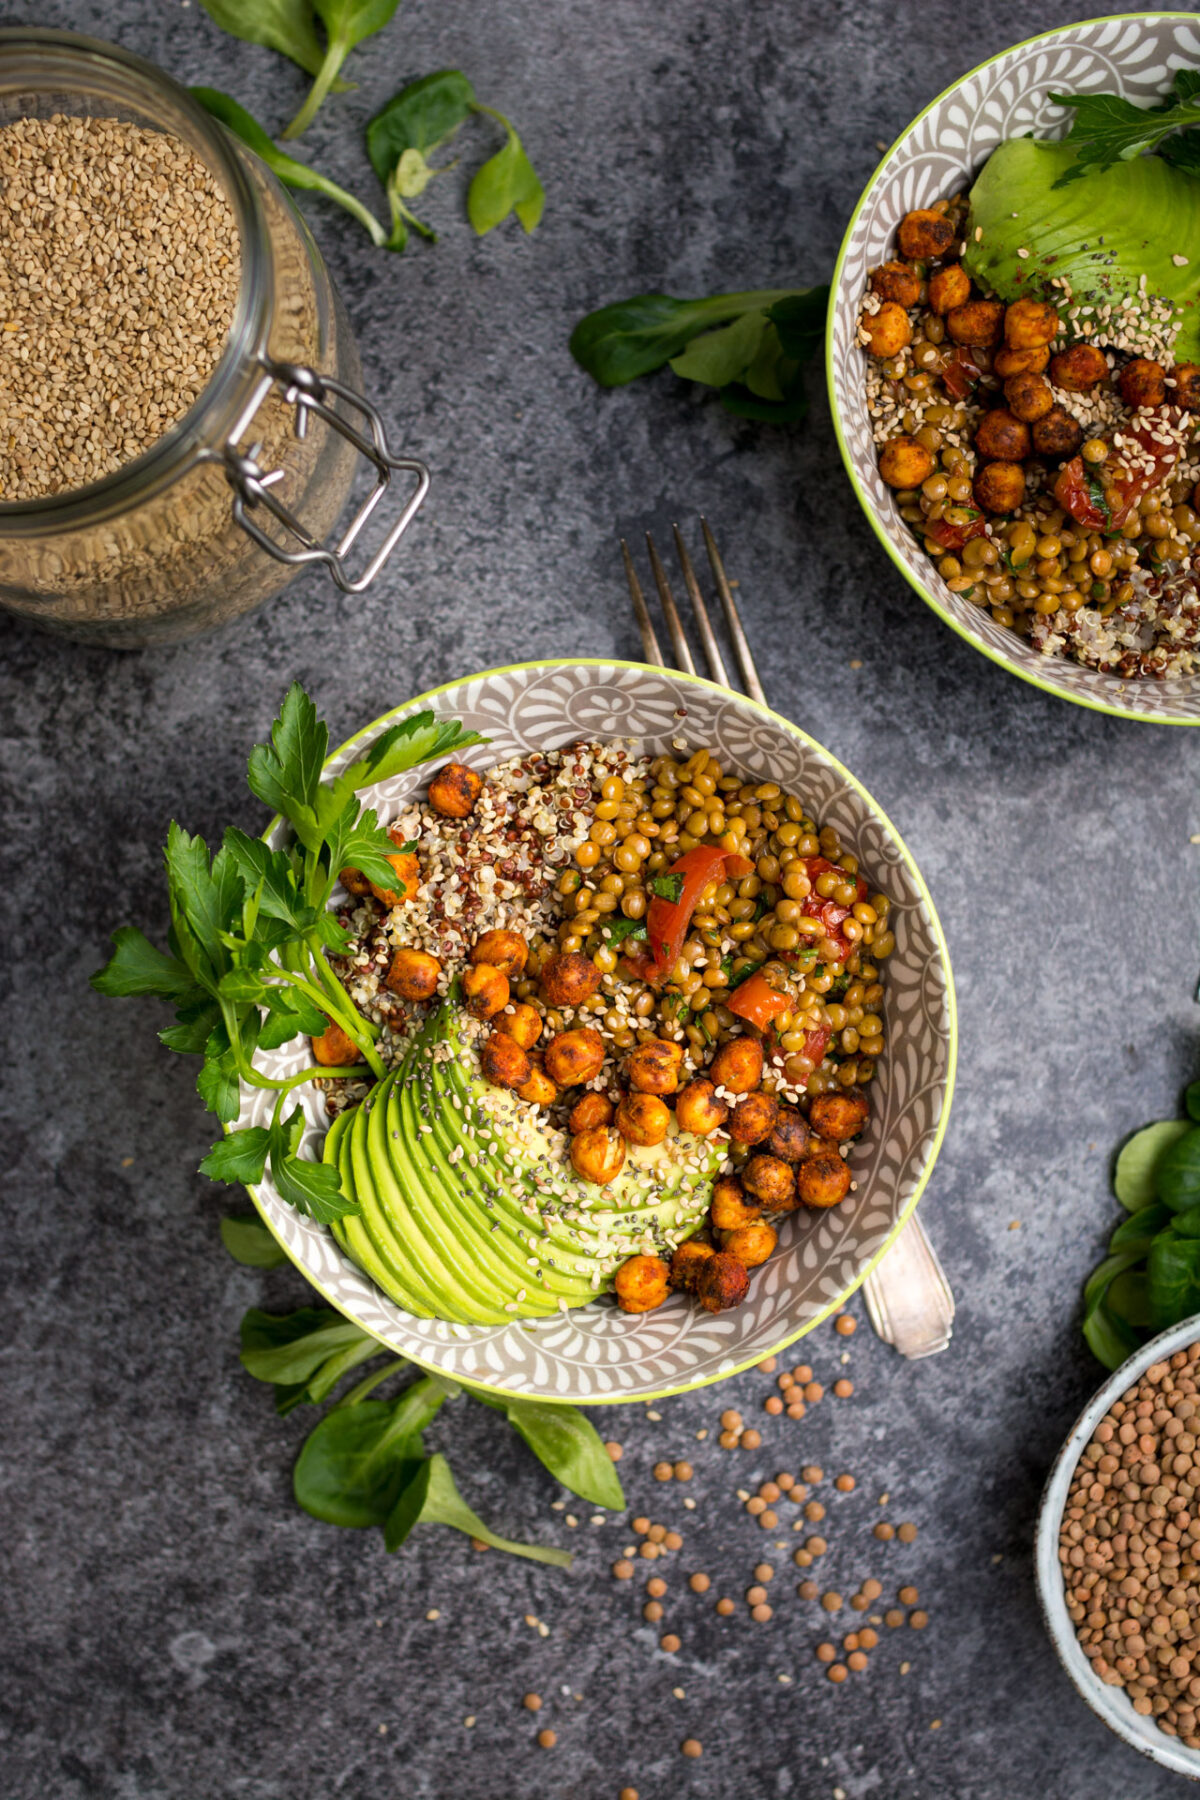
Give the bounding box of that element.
[669,309,770,388]
[1108,1202,1171,1253]
[195,89,391,248]
[1172,1202,1200,1240]
[219,1212,289,1266]
[1186,1080,1200,1122]
[196,0,352,84]
[650,873,685,903]
[1048,78,1200,187]
[240,1305,373,1386]
[383,1452,572,1564]
[1106,1268,1153,1329]
[1156,1126,1200,1212]
[90,927,200,1001]
[281,0,403,137]
[1113,1119,1194,1210]
[501,1399,625,1509]
[467,108,545,235]
[269,1104,359,1222]
[293,1378,448,1525]
[1148,1228,1200,1329]
[341,712,488,789]
[1083,1292,1142,1371]
[200,1127,273,1184]
[365,71,474,182]
[197,1050,241,1123]
[601,917,648,947]
[570,290,801,389]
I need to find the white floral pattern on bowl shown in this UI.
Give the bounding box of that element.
[827,13,1200,725]
[239,661,956,1401]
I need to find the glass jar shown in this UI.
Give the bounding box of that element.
[0,29,428,647]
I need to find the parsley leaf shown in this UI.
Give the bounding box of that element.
[1050,74,1200,186]
[600,917,648,947]
[650,873,685,903]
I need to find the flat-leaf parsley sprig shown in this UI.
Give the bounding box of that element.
[92,683,484,1222]
[1049,70,1200,187]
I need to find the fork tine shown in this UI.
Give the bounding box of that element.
[645,532,697,676]
[621,538,666,666]
[672,524,732,690]
[700,518,767,707]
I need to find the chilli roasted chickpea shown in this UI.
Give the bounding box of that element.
[480,1032,533,1090]
[862,301,912,359]
[896,209,955,260]
[879,436,934,490]
[616,1091,671,1147]
[675,1078,729,1135]
[927,264,970,313]
[797,1151,852,1210]
[386,946,442,1001]
[498,1002,542,1050]
[470,929,528,979]
[545,1027,606,1085]
[729,1090,780,1145]
[720,1221,778,1268]
[869,261,923,307]
[743,1154,797,1210]
[569,1091,614,1133]
[614,1255,670,1314]
[629,1038,684,1094]
[695,1251,751,1314]
[571,1126,627,1185]
[427,762,483,818]
[462,962,509,1020]
[709,1036,764,1094]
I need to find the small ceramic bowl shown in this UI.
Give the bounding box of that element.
[1036,1318,1200,1780]
[238,660,955,1401]
[827,12,1200,725]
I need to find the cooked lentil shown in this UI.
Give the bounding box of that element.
[0,115,239,500]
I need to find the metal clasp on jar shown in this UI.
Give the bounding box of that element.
[208,355,430,593]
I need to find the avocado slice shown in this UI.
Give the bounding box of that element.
[323,999,720,1324]
[963,138,1200,359]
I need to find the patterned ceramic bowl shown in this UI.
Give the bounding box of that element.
[1036,1317,1200,1780]
[239,661,955,1401]
[827,12,1200,726]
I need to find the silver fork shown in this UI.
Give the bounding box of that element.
[622,521,955,1360]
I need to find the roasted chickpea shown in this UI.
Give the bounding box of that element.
[975,409,1031,461]
[369,847,420,908]
[695,1251,751,1314]
[878,435,934,490]
[571,1126,627,1186]
[1118,357,1167,409]
[720,1221,778,1269]
[993,344,1049,378]
[339,864,373,897]
[670,1237,716,1292]
[870,260,923,307]
[797,1151,853,1210]
[927,264,971,313]
[1003,371,1054,423]
[479,1032,533,1090]
[675,1078,729,1136]
[742,1154,797,1210]
[545,1027,605,1085]
[569,1090,614,1133]
[629,1038,684,1095]
[311,1019,363,1066]
[518,1060,558,1107]
[973,461,1026,514]
[462,962,509,1020]
[861,300,912,359]
[497,1002,542,1050]
[1049,344,1108,392]
[427,761,483,818]
[946,300,1004,348]
[470,929,528,980]
[767,1109,810,1163]
[1004,297,1059,350]
[614,1254,670,1313]
[709,1035,764,1094]
[617,1091,671,1147]
[710,1175,763,1232]
[896,209,955,260]
[541,951,602,1007]
[385,946,442,1001]
[1031,405,1083,459]
[1172,362,1200,410]
[810,1090,871,1142]
[728,1090,781,1145]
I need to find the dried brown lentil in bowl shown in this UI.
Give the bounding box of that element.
[1061,1340,1200,1747]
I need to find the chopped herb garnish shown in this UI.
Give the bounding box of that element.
[601,917,648,947]
[650,872,685,903]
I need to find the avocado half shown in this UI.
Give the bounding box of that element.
[326,1000,722,1324]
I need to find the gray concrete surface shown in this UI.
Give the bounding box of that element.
[3,2,1200,1796]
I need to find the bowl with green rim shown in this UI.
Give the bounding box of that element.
[239,659,956,1402]
[827,12,1200,726]
[1036,1317,1200,1779]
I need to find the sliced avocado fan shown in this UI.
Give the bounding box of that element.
[326,999,721,1325]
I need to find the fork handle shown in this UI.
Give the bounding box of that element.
[861,1213,954,1359]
